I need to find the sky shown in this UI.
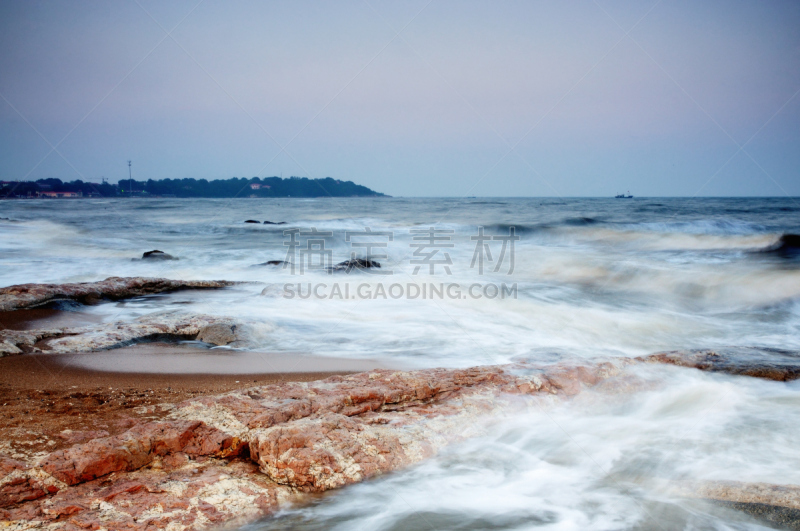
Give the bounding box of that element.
[0,0,798,197]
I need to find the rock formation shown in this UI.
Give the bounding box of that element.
[253,260,289,267]
[0,277,236,312]
[669,480,800,530]
[329,258,382,272]
[0,358,631,528]
[141,250,177,261]
[640,347,800,381]
[0,314,241,356]
[2,278,800,530]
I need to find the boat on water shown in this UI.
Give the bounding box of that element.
[615,191,633,198]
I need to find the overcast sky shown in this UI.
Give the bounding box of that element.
[1,0,798,196]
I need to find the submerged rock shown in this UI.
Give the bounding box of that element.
[670,480,800,530]
[263,221,286,225]
[141,249,177,260]
[640,347,800,381]
[253,260,289,267]
[328,258,381,272]
[244,219,261,223]
[0,277,236,312]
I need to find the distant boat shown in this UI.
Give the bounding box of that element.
[615,191,633,198]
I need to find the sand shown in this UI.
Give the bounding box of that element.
[0,308,103,331]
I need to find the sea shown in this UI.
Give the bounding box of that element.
[2,196,800,530]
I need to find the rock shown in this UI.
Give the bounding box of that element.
[253,260,289,267]
[1,458,284,527]
[328,258,381,272]
[3,358,628,525]
[6,352,800,529]
[0,341,23,356]
[0,455,63,509]
[40,420,243,485]
[263,221,286,225]
[244,220,261,223]
[640,347,800,381]
[0,277,236,311]
[0,313,241,355]
[57,430,110,445]
[196,323,237,346]
[260,284,285,297]
[669,480,800,529]
[760,233,800,259]
[141,249,176,260]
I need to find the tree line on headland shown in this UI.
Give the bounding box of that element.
[1,176,385,198]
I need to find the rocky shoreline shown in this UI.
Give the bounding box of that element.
[1,352,799,529]
[2,278,800,530]
[0,278,243,357]
[0,356,626,528]
[0,277,237,313]
[1,314,241,357]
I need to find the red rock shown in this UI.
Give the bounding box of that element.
[57,429,111,445]
[12,352,797,529]
[40,420,241,485]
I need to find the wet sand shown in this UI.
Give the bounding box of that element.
[0,307,103,331]
[58,343,393,375]
[0,347,374,392]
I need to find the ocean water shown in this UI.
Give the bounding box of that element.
[2,196,800,529]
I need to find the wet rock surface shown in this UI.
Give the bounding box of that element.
[195,323,238,346]
[641,347,800,381]
[253,260,289,267]
[141,250,177,260]
[0,277,236,312]
[0,314,241,356]
[4,354,800,529]
[1,359,629,528]
[328,258,382,272]
[671,480,800,530]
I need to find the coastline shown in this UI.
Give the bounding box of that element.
[0,344,372,467]
[2,261,800,529]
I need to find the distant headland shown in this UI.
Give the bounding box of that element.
[0,176,386,199]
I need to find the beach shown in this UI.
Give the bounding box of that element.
[1,197,800,530]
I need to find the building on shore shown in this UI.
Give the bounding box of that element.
[37,191,83,198]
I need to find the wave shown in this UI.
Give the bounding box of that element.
[619,219,766,236]
[758,233,800,259]
[481,223,544,236]
[561,216,602,226]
